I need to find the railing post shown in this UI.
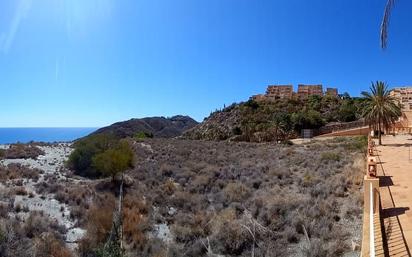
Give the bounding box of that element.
[367,157,377,178]
[362,175,380,257]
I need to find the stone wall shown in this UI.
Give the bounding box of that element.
[318,120,367,135]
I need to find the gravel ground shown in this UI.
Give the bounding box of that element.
[0,143,86,249]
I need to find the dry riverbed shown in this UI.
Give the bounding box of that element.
[0,143,86,250]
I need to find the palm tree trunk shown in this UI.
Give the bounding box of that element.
[378,117,382,145]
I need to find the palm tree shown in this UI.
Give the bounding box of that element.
[361,81,402,145]
[381,0,396,49]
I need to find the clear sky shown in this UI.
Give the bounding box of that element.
[1,0,412,127]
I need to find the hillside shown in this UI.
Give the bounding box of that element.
[124,137,364,256]
[92,115,198,139]
[0,136,365,257]
[184,95,366,142]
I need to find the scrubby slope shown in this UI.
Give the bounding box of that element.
[123,136,365,257]
[184,96,365,142]
[92,115,198,139]
[0,137,366,257]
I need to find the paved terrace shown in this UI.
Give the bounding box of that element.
[376,135,412,257]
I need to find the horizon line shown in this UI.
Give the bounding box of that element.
[0,127,100,129]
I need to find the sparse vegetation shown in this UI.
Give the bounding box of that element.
[0,163,41,182]
[0,144,45,160]
[105,136,365,257]
[0,211,72,257]
[0,135,365,257]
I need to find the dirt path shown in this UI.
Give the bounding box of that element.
[376,135,412,257]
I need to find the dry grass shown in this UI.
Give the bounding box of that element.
[0,211,71,257]
[0,137,364,257]
[34,233,74,257]
[124,136,365,257]
[0,163,41,182]
[0,144,45,160]
[122,195,151,250]
[78,193,115,256]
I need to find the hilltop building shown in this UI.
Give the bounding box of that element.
[390,87,412,111]
[326,88,339,96]
[251,84,338,101]
[250,94,266,101]
[389,87,412,129]
[265,85,293,100]
[297,84,323,99]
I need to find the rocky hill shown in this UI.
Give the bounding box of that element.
[92,115,198,139]
[184,96,365,142]
[183,104,243,141]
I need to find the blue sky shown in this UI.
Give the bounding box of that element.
[1,0,412,127]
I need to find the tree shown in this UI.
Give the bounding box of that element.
[291,109,325,131]
[361,81,401,145]
[68,134,118,178]
[381,0,396,49]
[338,98,357,122]
[92,140,134,181]
[270,112,292,142]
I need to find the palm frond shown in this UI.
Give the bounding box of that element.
[381,0,396,49]
[361,81,401,132]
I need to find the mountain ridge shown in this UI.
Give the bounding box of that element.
[91,115,198,139]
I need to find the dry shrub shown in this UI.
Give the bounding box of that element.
[34,233,73,257]
[116,138,364,256]
[0,163,40,181]
[162,179,176,195]
[123,194,151,249]
[171,211,211,247]
[24,211,50,238]
[189,174,211,193]
[1,144,45,160]
[211,220,250,255]
[78,193,115,256]
[321,152,341,162]
[0,203,9,218]
[14,187,28,196]
[209,208,237,233]
[223,182,251,203]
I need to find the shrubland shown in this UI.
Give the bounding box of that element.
[73,136,365,257]
[0,144,45,160]
[0,124,366,257]
[0,211,72,257]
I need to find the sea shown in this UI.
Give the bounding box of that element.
[0,128,98,144]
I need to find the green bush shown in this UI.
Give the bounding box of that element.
[291,110,325,130]
[321,152,341,162]
[95,242,124,257]
[343,136,368,153]
[68,134,133,178]
[92,140,134,180]
[134,131,153,140]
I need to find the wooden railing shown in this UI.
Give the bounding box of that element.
[369,182,375,257]
[361,139,383,257]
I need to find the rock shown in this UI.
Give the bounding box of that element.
[168,207,176,216]
[123,174,134,187]
[114,174,134,187]
[351,240,360,251]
